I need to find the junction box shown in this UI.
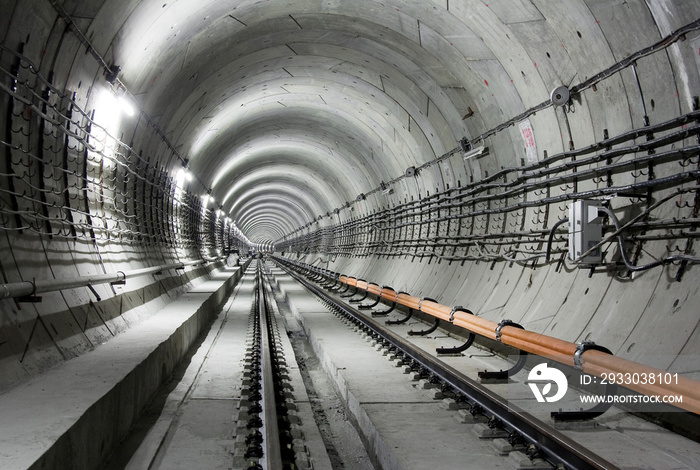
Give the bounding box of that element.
[568,200,603,264]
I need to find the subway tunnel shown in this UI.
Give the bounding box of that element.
[2,0,700,468]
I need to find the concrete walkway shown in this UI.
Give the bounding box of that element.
[119,267,256,469]
[0,266,244,470]
[108,263,333,470]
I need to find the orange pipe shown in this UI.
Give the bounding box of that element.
[398,293,420,310]
[333,274,700,414]
[367,283,382,295]
[380,288,398,301]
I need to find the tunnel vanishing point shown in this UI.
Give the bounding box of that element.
[2,1,700,469]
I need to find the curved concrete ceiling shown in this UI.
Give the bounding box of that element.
[48,0,699,243]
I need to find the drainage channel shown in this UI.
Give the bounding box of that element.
[275,259,619,470]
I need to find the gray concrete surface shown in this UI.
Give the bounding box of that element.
[0,266,244,470]
[272,265,700,469]
[1,2,700,468]
[274,267,511,469]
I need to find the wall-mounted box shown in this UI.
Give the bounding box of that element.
[569,200,603,264]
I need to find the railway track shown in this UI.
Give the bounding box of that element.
[273,257,620,470]
[237,262,305,469]
[111,259,698,469]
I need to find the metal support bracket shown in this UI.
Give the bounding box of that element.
[323,274,340,289]
[373,290,401,316]
[573,341,613,370]
[372,301,395,316]
[359,284,383,309]
[336,277,353,295]
[551,380,617,422]
[110,271,126,286]
[86,283,101,302]
[408,317,440,336]
[16,279,41,303]
[479,352,528,383]
[480,320,526,383]
[555,341,615,422]
[437,332,476,356]
[418,297,437,311]
[449,305,472,322]
[495,319,521,342]
[335,282,350,294]
[349,290,369,303]
[340,279,363,298]
[385,292,413,325]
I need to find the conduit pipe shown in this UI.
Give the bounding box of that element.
[0,259,212,300]
[293,260,700,414]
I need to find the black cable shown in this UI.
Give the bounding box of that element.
[598,207,700,272]
[545,217,569,263]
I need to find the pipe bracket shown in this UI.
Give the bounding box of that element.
[17,278,41,303]
[574,341,613,370]
[449,306,473,322]
[418,297,438,311]
[495,319,522,342]
[111,271,126,286]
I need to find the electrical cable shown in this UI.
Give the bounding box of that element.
[545,218,569,262]
[598,206,700,272]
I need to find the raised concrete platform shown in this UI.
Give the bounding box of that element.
[103,264,333,470]
[128,268,256,470]
[0,264,246,470]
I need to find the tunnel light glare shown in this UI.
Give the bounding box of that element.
[98,87,118,111]
[90,88,127,166]
[118,96,135,116]
[174,169,192,203]
[176,168,192,185]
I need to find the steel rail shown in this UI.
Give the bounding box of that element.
[284,258,700,415]
[279,261,619,470]
[256,264,284,469]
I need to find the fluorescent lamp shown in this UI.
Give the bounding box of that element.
[463,145,486,160]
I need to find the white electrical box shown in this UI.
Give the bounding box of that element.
[568,200,603,264]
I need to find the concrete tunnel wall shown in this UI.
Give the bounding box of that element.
[1,0,700,399]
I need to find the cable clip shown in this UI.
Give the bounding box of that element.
[449,305,462,322]
[495,319,522,342]
[574,341,613,370]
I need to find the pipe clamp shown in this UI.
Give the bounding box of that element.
[495,319,522,342]
[449,305,463,322]
[574,341,613,370]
